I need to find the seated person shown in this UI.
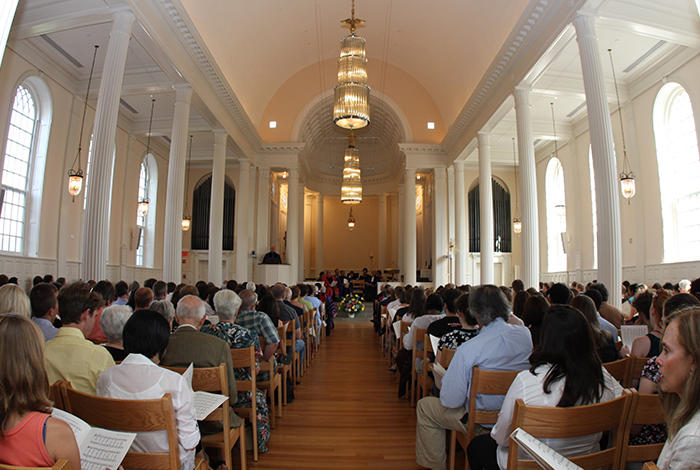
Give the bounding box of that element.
[236,289,281,363]
[100,304,133,362]
[0,314,80,469]
[435,293,479,366]
[261,246,282,264]
[45,282,115,394]
[29,282,59,341]
[97,310,200,470]
[468,304,623,470]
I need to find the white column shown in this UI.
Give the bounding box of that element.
[433,167,448,287]
[378,193,387,270]
[162,84,192,282]
[0,1,19,70]
[514,86,540,289]
[478,131,494,284]
[207,130,226,286]
[454,160,467,285]
[286,168,299,283]
[574,13,622,307]
[81,11,134,281]
[398,184,405,278]
[235,160,250,282]
[315,194,324,275]
[404,168,417,285]
[256,167,270,258]
[298,183,305,281]
[447,165,456,284]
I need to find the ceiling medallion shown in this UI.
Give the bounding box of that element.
[333,0,370,130]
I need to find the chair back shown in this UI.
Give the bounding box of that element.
[60,384,180,470]
[603,357,629,385]
[49,380,68,411]
[620,390,665,465]
[398,320,411,349]
[0,461,71,470]
[439,348,457,368]
[410,327,428,406]
[161,364,230,422]
[506,392,633,470]
[466,367,522,442]
[276,323,288,352]
[625,356,649,388]
[230,345,257,395]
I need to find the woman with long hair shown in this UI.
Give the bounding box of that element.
[631,289,672,358]
[655,306,700,469]
[467,305,622,470]
[0,314,80,468]
[571,294,620,363]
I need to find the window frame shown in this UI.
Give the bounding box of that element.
[545,156,567,273]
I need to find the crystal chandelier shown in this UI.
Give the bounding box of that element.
[68,45,99,201]
[340,132,362,204]
[347,207,356,230]
[333,0,370,130]
[609,49,636,201]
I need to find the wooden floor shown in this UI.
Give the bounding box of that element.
[248,321,419,469]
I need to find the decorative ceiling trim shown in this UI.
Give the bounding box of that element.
[260,143,307,153]
[398,143,446,155]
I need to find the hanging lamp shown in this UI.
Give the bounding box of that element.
[333,0,370,130]
[138,97,156,217]
[347,207,356,230]
[181,135,193,231]
[67,45,99,201]
[340,131,362,204]
[511,137,522,234]
[608,49,636,201]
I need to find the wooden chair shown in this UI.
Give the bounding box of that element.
[449,367,522,470]
[258,334,283,427]
[380,306,388,356]
[49,380,67,411]
[642,462,660,470]
[0,461,71,470]
[410,326,428,406]
[276,323,292,406]
[283,321,301,384]
[620,390,666,467]
[230,345,259,462]
[625,356,649,388]
[417,332,435,401]
[351,279,365,295]
[155,364,247,470]
[60,384,185,470]
[603,357,630,385]
[506,392,633,469]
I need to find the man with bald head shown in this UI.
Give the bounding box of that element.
[161,295,242,427]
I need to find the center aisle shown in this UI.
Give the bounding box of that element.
[249,322,418,469]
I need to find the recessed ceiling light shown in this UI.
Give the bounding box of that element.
[269,120,277,128]
[427,121,435,130]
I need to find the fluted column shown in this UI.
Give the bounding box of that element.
[81,11,134,281]
[398,184,405,278]
[256,167,270,259]
[514,86,540,289]
[286,168,299,283]
[478,131,494,284]
[315,194,324,275]
[235,160,250,282]
[574,13,622,307]
[0,1,18,70]
[404,168,417,285]
[207,130,226,285]
[447,165,456,284]
[454,160,467,285]
[378,193,387,270]
[298,183,305,281]
[433,167,448,287]
[162,84,192,282]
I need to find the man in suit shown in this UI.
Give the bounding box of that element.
[161,294,243,428]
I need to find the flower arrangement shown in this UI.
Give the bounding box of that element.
[339,293,364,316]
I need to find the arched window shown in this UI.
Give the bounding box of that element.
[190,174,236,250]
[653,82,700,262]
[545,157,567,272]
[136,154,158,266]
[468,178,512,253]
[0,78,52,255]
[588,147,598,269]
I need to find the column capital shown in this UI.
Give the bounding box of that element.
[513,85,531,102]
[111,10,135,32]
[453,160,465,170]
[573,12,597,38]
[477,130,490,146]
[238,158,251,170]
[173,83,192,103]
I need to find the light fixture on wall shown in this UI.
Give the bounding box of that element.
[138,97,156,218]
[333,0,370,130]
[609,48,636,201]
[511,137,522,234]
[340,131,362,204]
[181,135,193,232]
[347,207,356,230]
[67,45,99,201]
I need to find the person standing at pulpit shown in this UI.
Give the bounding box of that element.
[262,246,282,264]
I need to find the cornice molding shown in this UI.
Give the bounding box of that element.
[398,143,446,155]
[260,142,306,154]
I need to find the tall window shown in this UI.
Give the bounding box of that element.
[588,148,598,269]
[0,85,38,253]
[545,157,567,272]
[653,82,700,262]
[135,154,158,266]
[135,161,148,266]
[468,178,512,253]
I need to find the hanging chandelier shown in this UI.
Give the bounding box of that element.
[340,132,362,204]
[609,48,636,201]
[347,207,356,230]
[333,0,370,130]
[511,137,522,234]
[182,135,193,231]
[68,45,99,201]
[138,97,156,218]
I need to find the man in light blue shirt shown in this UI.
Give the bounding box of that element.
[415,285,532,470]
